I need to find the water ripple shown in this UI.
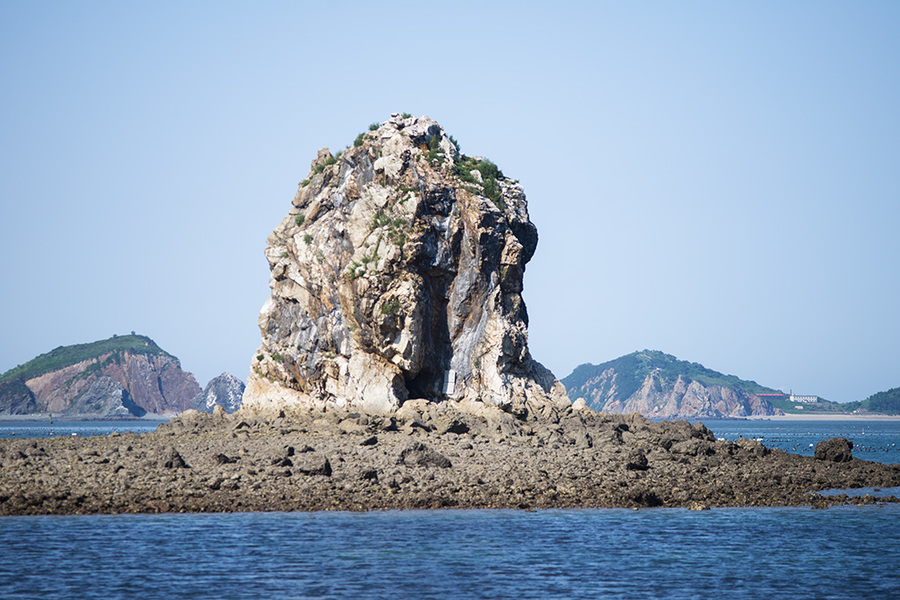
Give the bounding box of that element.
[1,507,899,599]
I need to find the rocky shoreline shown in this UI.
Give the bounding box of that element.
[2,403,898,516]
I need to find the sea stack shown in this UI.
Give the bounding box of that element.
[243,114,568,417]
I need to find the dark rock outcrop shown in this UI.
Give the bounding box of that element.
[399,441,452,469]
[68,376,147,418]
[0,380,37,415]
[815,437,854,463]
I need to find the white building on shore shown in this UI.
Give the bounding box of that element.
[789,391,818,404]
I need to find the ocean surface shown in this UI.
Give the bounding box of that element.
[2,418,898,598]
[1,507,899,599]
[703,418,900,465]
[0,419,163,439]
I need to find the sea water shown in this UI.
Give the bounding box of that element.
[703,419,900,465]
[1,507,898,599]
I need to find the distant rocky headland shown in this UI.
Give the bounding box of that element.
[561,350,900,418]
[1,114,897,516]
[562,350,784,419]
[0,335,244,418]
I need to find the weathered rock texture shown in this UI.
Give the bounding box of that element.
[588,372,780,419]
[0,380,37,415]
[815,437,854,463]
[563,351,783,419]
[244,114,567,418]
[27,352,199,416]
[190,373,245,414]
[1,407,898,516]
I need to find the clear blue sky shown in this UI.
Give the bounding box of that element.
[2,1,898,403]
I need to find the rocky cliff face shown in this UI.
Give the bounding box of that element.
[244,114,568,418]
[0,380,37,415]
[586,370,782,418]
[190,373,245,414]
[1,349,201,417]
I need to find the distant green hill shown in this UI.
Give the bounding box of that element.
[842,387,900,415]
[561,350,788,418]
[563,350,782,402]
[0,334,172,383]
[563,350,900,416]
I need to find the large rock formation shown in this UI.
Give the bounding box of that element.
[0,335,201,417]
[562,350,784,419]
[244,114,568,417]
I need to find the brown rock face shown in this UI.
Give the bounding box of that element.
[14,351,200,416]
[244,114,568,417]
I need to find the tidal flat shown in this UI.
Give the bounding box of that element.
[1,405,898,516]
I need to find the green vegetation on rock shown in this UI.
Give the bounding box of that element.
[0,334,172,383]
[425,135,445,165]
[455,155,506,210]
[381,299,400,315]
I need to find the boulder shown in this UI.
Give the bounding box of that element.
[624,449,649,470]
[293,453,332,476]
[815,437,854,463]
[398,441,452,469]
[160,448,188,469]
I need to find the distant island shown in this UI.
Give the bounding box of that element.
[562,350,900,418]
[0,334,243,418]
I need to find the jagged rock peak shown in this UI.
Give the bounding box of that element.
[190,373,245,414]
[243,114,569,418]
